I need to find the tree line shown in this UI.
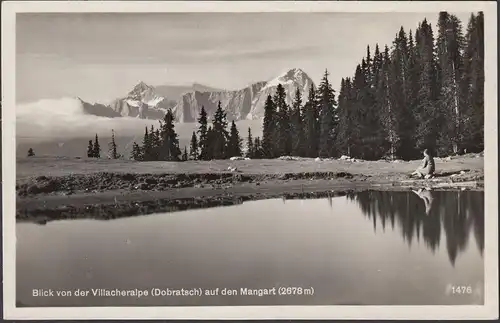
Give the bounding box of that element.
[130,103,248,161]
[261,11,484,160]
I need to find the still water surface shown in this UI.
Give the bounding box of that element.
[17,190,484,306]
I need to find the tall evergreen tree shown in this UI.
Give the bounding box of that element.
[274,84,291,156]
[108,129,119,159]
[336,77,360,156]
[261,95,276,158]
[303,83,319,157]
[437,12,467,155]
[246,127,254,158]
[405,30,421,159]
[290,88,305,156]
[141,126,152,161]
[317,69,338,158]
[414,19,441,153]
[189,131,198,160]
[211,101,229,159]
[197,106,209,160]
[182,146,188,161]
[87,140,94,158]
[160,109,181,161]
[461,12,484,152]
[387,27,416,159]
[147,125,157,160]
[93,134,101,158]
[358,52,385,160]
[227,120,243,157]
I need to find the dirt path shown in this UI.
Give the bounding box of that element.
[15,154,484,222]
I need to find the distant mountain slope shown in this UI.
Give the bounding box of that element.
[173,81,267,122]
[173,68,315,122]
[154,83,224,101]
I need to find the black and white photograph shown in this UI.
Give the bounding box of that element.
[2,1,498,320]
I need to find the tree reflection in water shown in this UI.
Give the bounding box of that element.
[346,190,484,266]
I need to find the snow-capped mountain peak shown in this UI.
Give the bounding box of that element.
[128,81,153,96]
[265,68,313,88]
[125,81,165,108]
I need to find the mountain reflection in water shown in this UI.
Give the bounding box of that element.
[345,190,484,266]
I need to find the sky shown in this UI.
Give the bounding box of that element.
[16,12,475,104]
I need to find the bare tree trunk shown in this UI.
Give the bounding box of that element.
[452,61,460,154]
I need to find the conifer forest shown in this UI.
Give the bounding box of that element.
[125,12,483,162]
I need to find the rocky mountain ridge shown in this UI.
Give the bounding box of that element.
[79,68,315,122]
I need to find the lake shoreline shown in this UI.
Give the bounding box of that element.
[16,154,484,222]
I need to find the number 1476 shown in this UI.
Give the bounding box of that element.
[450,285,472,294]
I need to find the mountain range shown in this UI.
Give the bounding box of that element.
[78,68,315,123]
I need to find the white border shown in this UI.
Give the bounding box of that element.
[2,1,498,320]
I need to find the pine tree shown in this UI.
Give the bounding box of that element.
[182,146,188,161]
[437,12,466,155]
[414,19,440,153]
[387,27,416,159]
[290,88,305,156]
[303,83,319,157]
[131,142,142,161]
[93,134,101,158]
[189,131,198,160]
[27,148,35,157]
[350,64,369,158]
[461,12,484,152]
[374,46,392,158]
[357,52,385,160]
[246,127,254,158]
[148,125,158,160]
[141,127,151,161]
[273,84,291,156]
[405,30,420,159]
[367,43,392,159]
[211,101,229,159]
[336,77,359,156]
[261,95,276,158]
[159,109,181,161]
[317,69,338,158]
[197,106,209,160]
[227,120,243,157]
[108,129,119,159]
[87,140,94,158]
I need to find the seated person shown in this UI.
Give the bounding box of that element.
[411,148,435,179]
